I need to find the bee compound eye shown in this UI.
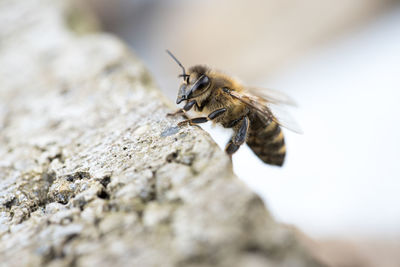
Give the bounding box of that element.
[198,75,210,89]
[192,75,210,92]
[186,75,210,98]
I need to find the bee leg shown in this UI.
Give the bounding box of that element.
[178,117,208,126]
[167,100,197,116]
[233,116,249,146]
[166,109,184,117]
[178,108,226,127]
[225,140,240,155]
[225,116,250,156]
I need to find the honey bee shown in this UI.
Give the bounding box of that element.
[166,50,301,166]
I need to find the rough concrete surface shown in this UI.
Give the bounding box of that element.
[0,0,325,266]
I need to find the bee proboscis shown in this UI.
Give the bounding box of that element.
[166,50,301,166]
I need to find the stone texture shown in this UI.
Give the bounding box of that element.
[0,0,325,266]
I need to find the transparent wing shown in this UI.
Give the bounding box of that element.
[266,102,303,134]
[246,87,297,106]
[227,88,303,134]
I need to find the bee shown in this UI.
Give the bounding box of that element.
[166,50,301,166]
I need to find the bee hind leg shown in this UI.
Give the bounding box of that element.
[233,116,249,146]
[225,140,240,155]
[225,116,250,156]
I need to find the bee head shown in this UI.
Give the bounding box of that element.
[166,50,211,104]
[178,66,211,103]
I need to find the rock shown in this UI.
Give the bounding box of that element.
[0,0,326,266]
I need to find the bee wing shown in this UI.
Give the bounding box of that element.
[266,102,303,134]
[246,87,297,106]
[227,89,303,134]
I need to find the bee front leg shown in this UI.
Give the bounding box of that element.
[225,116,249,155]
[167,100,197,116]
[178,108,226,127]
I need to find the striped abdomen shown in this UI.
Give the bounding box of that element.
[246,115,286,166]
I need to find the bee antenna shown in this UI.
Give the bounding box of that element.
[166,50,189,80]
